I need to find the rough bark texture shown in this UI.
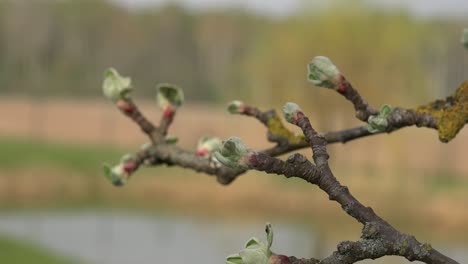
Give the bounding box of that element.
[105,74,466,263]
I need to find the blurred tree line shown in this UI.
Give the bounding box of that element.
[0,0,466,112]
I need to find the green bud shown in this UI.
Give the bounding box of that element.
[367,104,393,133]
[282,102,302,124]
[102,68,132,102]
[103,164,126,186]
[463,29,468,49]
[227,100,245,114]
[367,116,388,133]
[156,84,184,110]
[307,56,341,89]
[214,137,250,169]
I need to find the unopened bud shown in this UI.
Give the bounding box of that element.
[102,68,132,102]
[282,102,303,124]
[307,56,341,89]
[214,137,251,169]
[367,105,393,133]
[196,136,222,157]
[227,100,245,114]
[103,164,127,187]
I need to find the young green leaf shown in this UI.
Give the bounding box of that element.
[226,254,244,264]
[102,68,132,102]
[367,105,393,133]
[156,84,184,110]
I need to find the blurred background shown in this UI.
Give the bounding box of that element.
[0,0,467,263]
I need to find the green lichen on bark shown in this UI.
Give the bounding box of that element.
[415,81,468,142]
[266,115,304,144]
[399,240,409,255]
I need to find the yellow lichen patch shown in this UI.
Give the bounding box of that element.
[266,115,304,144]
[416,81,468,142]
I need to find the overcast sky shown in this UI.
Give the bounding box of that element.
[112,0,468,17]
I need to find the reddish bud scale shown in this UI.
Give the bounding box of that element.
[239,105,248,114]
[247,153,259,167]
[123,160,137,174]
[269,255,291,264]
[195,148,209,157]
[163,106,175,119]
[292,111,305,125]
[117,100,135,115]
[337,75,347,94]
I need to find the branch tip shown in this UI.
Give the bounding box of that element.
[156,83,184,110]
[102,68,132,102]
[283,102,303,124]
[307,56,341,89]
[227,100,245,114]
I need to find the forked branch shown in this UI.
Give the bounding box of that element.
[100,47,466,263]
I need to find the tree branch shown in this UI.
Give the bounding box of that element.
[101,52,467,262]
[245,107,458,264]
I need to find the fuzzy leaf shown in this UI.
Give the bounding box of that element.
[379,104,393,117]
[240,246,269,264]
[307,56,341,89]
[102,68,132,102]
[156,84,184,109]
[226,254,244,264]
[225,223,275,264]
[367,105,393,133]
[367,116,388,133]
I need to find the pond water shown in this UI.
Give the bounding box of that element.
[0,211,316,264]
[0,210,465,264]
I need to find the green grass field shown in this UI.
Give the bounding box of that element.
[0,235,82,264]
[0,136,128,173]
